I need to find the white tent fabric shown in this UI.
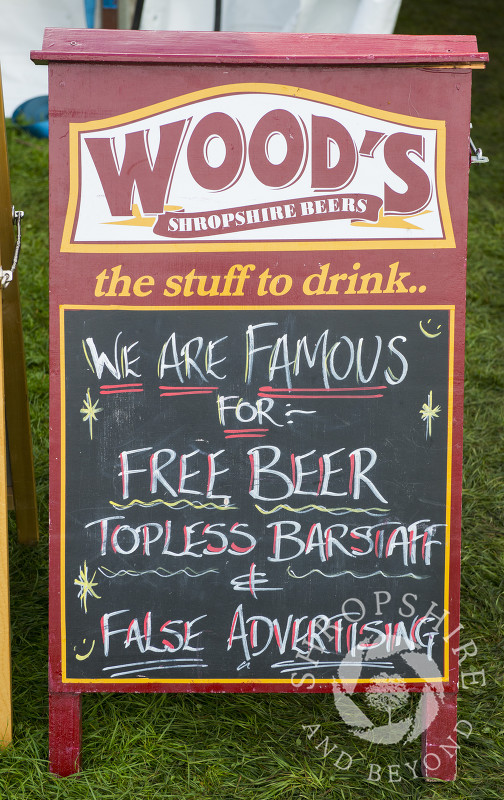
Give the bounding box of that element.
[348,0,403,34]
[142,0,402,35]
[0,2,87,117]
[1,0,402,117]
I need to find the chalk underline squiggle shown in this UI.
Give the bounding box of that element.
[287,567,427,580]
[271,660,394,673]
[103,659,208,678]
[98,566,218,579]
[109,498,236,511]
[255,504,389,517]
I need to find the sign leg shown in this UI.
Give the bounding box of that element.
[2,271,39,545]
[49,692,82,775]
[0,286,12,747]
[421,691,458,781]
[0,66,38,546]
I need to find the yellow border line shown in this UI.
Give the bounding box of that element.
[61,303,455,312]
[60,302,455,685]
[443,308,455,667]
[61,82,454,254]
[70,676,446,685]
[60,306,68,680]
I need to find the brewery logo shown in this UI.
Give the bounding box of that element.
[62,83,453,252]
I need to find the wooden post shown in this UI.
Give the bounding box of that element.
[422,691,458,781]
[0,281,10,746]
[0,68,38,547]
[0,64,40,748]
[49,693,82,775]
[0,66,12,748]
[102,0,118,29]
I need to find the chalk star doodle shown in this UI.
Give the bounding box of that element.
[74,560,101,613]
[231,563,282,599]
[419,390,441,439]
[73,638,96,661]
[80,388,102,439]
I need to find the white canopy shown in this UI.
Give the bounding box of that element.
[0,0,401,117]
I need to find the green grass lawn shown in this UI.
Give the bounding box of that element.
[2,0,503,797]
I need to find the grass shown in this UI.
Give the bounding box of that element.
[2,0,504,796]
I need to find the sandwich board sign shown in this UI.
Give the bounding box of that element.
[32,30,487,777]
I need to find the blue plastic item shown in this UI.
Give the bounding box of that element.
[12,96,49,139]
[85,0,96,27]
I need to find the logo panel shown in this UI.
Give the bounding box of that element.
[63,84,453,253]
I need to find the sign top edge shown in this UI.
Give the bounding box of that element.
[31,29,488,67]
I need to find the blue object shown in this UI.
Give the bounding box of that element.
[85,0,96,28]
[12,96,49,139]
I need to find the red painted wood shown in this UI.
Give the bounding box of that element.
[32,29,488,66]
[38,29,478,777]
[49,693,82,776]
[422,691,458,781]
[44,58,469,697]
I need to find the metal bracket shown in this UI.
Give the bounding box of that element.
[0,207,24,289]
[470,123,489,165]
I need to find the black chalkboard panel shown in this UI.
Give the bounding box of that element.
[62,306,451,685]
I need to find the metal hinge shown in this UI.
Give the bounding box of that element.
[0,207,24,288]
[470,123,489,165]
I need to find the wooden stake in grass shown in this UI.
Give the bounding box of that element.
[0,64,13,748]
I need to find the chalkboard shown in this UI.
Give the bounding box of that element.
[61,305,452,686]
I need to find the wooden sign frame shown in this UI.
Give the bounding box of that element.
[0,66,39,748]
[32,30,487,778]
